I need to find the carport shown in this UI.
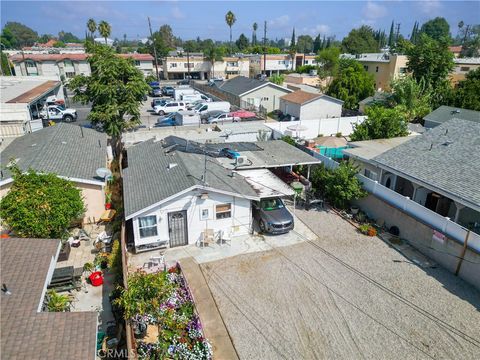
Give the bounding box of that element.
[0,77,63,137]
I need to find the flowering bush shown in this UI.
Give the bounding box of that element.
[116,264,212,359]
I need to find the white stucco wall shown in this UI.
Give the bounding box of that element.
[240,85,291,112]
[132,189,252,248]
[300,98,342,120]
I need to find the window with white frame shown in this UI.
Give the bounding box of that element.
[364,169,378,181]
[170,63,177,68]
[135,60,141,66]
[215,203,231,219]
[65,72,76,78]
[227,61,238,67]
[138,215,158,238]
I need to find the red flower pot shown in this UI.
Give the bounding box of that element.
[89,271,104,286]
[105,203,112,210]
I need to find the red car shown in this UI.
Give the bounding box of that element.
[229,110,256,120]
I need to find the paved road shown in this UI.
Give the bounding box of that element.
[201,209,480,359]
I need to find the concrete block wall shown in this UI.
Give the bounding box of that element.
[355,194,480,290]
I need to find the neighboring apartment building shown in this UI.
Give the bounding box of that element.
[21,40,86,54]
[248,54,295,77]
[9,53,154,80]
[341,53,408,91]
[161,55,249,80]
[450,57,480,86]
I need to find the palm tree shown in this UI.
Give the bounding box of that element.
[204,46,223,79]
[225,11,236,55]
[252,22,258,45]
[98,20,111,45]
[87,18,96,40]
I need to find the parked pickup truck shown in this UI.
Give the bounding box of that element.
[40,105,77,123]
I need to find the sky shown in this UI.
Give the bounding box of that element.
[1,1,479,42]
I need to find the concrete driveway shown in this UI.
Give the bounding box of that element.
[201,209,480,359]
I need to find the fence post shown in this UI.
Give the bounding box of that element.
[455,230,471,276]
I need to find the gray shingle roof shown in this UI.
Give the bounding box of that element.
[1,123,107,183]
[218,76,284,96]
[424,106,480,126]
[123,139,258,218]
[373,119,480,209]
[1,238,97,360]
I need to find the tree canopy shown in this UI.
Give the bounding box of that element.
[341,26,379,54]
[451,67,480,111]
[296,35,313,53]
[389,76,432,122]
[69,43,149,142]
[0,166,84,238]
[2,21,38,47]
[350,106,409,141]
[235,33,249,51]
[316,46,340,89]
[406,33,454,89]
[420,17,451,42]
[326,58,375,109]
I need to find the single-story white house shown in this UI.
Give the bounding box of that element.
[279,90,343,120]
[123,137,320,252]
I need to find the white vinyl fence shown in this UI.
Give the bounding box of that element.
[266,116,366,140]
[304,148,480,253]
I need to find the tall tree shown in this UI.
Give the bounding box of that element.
[458,24,480,57]
[406,33,454,89]
[313,34,322,53]
[252,22,258,45]
[236,33,249,51]
[159,25,175,48]
[58,31,81,43]
[204,46,223,78]
[2,22,37,47]
[326,58,375,109]
[1,27,17,48]
[98,20,111,45]
[68,43,149,152]
[225,11,236,55]
[388,21,395,48]
[316,46,341,89]
[290,27,296,48]
[420,17,451,42]
[350,106,409,141]
[296,35,314,53]
[342,26,379,54]
[87,18,97,40]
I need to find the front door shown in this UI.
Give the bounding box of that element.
[168,211,188,247]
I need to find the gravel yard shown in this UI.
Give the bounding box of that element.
[201,209,480,359]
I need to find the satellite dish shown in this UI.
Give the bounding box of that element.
[96,167,112,179]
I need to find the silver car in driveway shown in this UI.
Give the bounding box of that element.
[253,198,294,234]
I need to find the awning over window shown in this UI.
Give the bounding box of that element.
[236,169,295,199]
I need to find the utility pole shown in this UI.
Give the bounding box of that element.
[462,24,471,47]
[148,17,160,81]
[395,23,401,45]
[263,20,267,76]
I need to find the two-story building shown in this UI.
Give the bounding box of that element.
[449,57,480,86]
[248,54,295,77]
[9,53,154,80]
[161,55,249,80]
[341,53,409,91]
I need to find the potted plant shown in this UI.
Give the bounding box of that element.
[105,193,112,210]
[83,262,94,275]
[359,224,377,236]
[47,290,71,312]
[350,205,359,215]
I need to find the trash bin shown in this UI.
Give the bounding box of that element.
[89,271,103,286]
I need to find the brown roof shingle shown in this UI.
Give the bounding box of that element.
[1,238,97,360]
[280,90,322,105]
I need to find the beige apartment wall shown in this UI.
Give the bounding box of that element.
[78,182,105,223]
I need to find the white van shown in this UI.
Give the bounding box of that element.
[182,93,210,103]
[173,88,196,101]
[193,101,231,117]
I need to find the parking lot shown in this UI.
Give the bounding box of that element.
[201,209,480,359]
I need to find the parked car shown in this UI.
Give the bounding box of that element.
[177,79,190,85]
[206,112,240,124]
[200,110,225,122]
[151,98,170,109]
[154,101,188,115]
[219,147,241,159]
[148,81,160,87]
[162,86,175,96]
[154,118,176,127]
[253,198,294,234]
[230,110,257,120]
[157,112,177,123]
[150,87,162,97]
[40,105,77,123]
